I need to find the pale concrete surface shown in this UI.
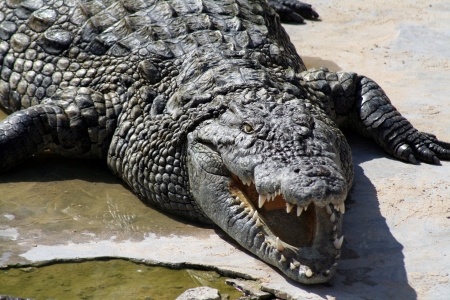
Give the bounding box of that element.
[1,1,449,299]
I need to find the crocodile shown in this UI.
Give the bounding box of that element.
[0,0,449,284]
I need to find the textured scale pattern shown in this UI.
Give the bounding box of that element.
[0,0,307,220]
[1,0,449,285]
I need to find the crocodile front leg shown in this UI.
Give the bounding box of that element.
[300,68,450,164]
[0,87,117,171]
[0,103,65,171]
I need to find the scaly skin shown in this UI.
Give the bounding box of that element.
[0,0,449,284]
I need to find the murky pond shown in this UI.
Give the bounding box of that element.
[0,259,243,299]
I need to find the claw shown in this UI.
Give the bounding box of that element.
[432,156,441,165]
[408,154,418,165]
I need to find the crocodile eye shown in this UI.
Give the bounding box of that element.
[241,122,254,134]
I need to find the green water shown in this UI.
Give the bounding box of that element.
[0,259,244,299]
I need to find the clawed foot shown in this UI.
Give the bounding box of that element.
[394,132,450,165]
[268,0,319,23]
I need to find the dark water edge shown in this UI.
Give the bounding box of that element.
[0,258,244,299]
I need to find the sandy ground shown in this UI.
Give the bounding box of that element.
[1,0,449,299]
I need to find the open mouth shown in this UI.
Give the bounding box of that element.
[229,173,345,281]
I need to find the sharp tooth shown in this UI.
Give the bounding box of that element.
[248,209,254,217]
[335,254,340,260]
[292,258,300,267]
[256,218,262,227]
[239,202,245,208]
[325,269,330,275]
[326,205,332,215]
[286,203,294,213]
[279,254,286,263]
[276,237,285,251]
[333,262,338,267]
[252,210,258,221]
[305,268,313,278]
[330,213,336,222]
[334,204,339,211]
[290,262,297,270]
[333,235,344,250]
[258,195,267,208]
[338,202,345,214]
[304,205,308,211]
[333,225,337,231]
[297,206,303,217]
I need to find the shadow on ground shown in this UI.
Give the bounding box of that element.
[320,133,417,298]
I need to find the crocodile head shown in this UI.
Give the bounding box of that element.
[186,98,353,284]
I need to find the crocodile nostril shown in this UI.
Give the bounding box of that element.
[306,166,331,177]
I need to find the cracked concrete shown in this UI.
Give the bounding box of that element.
[1,0,449,299]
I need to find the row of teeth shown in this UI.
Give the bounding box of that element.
[279,254,338,278]
[259,192,345,216]
[275,238,341,278]
[236,200,263,227]
[238,177,345,278]
[241,179,253,186]
[274,234,343,278]
[242,179,346,216]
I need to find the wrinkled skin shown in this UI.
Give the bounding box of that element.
[1,0,450,284]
